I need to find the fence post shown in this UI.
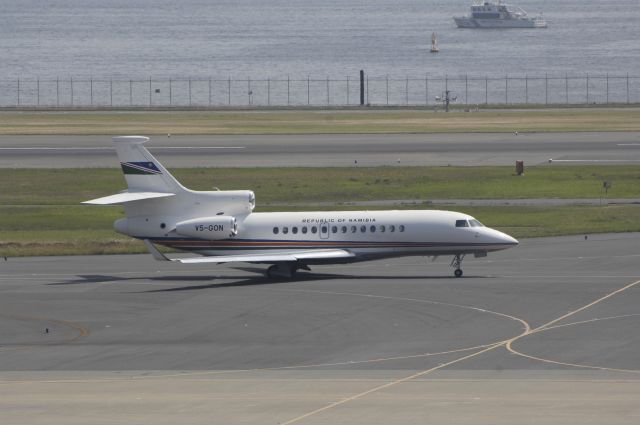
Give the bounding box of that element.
[110,79,113,107]
[586,73,589,104]
[425,74,428,106]
[627,73,630,104]
[485,75,488,105]
[247,77,251,105]
[56,77,59,107]
[505,74,508,104]
[405,76,409,105]
[366,74,369,105]
[346,76,350,105]
[71,77,74,106]
[544,74,548,105]
[129,80,132,106]
[37,77,40,107]
[465,74,468,105]
[326,76,330,105]
[17,78,20,106]
[386,75,389,105]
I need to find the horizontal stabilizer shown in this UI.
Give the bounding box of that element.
[83,191,175,205]
[174,249,355,264]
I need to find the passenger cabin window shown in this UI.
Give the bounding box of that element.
[332,226,338,234]
[292,227,298,234]
[380,225,386,232]
[302,226,308,234]
[311,226,317,234]
[370,225,376,233]
[283,227,289,234]
[389,225,395,232]
[399,225,405,232]
[456,220,469,228]
[360,225,366,233]
[273,227,279,234]
[351,226,357,233]
[341,226,347,233]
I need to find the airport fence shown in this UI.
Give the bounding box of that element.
[1,73,639,108]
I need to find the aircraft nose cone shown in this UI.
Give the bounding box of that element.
[504,234,519,246]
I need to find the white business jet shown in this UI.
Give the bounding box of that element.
[84,136,518,279]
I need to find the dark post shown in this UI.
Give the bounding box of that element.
[359,70,364,105]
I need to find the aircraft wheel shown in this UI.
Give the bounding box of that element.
[266,264,296,280]
[454,269,463,278]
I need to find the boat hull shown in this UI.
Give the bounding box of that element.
[454,16,546,28]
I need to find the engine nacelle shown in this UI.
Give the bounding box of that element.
[175,216,237,239]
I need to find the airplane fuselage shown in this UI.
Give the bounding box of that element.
[138,210,517,263]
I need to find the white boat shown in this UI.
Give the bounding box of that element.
[454,1,547,28]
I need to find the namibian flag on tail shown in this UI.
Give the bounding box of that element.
[121,161,162,175]
[112,136,186,193]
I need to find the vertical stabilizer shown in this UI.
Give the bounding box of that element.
[112,136,185,193]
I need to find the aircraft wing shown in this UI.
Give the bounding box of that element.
[143,240,354,264]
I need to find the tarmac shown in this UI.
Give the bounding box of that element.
[1,131,640,168]
[1,233,638,424]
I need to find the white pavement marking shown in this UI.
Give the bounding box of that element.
[0,146,245,150]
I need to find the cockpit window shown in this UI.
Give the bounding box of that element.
[469,219,484,227]
[455,220,469,228]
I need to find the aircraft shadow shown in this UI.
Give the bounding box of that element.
[47,272,488,293]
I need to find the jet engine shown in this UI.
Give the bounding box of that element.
[175,216,238,239]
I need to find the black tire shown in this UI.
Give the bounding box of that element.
[454,269,463,278]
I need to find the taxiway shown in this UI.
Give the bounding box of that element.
[0,233,638,424]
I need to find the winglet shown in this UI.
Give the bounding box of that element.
[143,239,171,262]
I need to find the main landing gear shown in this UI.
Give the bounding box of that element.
[450,254,465,278]
[266,262,310,280]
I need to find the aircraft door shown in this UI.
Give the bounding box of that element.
[319,223,330,239]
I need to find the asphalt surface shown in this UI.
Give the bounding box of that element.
[1,132,640,168]
[1,233,639,424]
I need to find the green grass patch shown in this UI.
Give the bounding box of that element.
[1,108,639,134]
[2,165,639,206]
[2,164,639,256]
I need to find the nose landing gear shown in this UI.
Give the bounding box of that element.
[450,254,465,278]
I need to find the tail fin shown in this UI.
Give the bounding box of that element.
[113,136,185,193]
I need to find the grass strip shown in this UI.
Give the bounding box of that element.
[2,165,640,206]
